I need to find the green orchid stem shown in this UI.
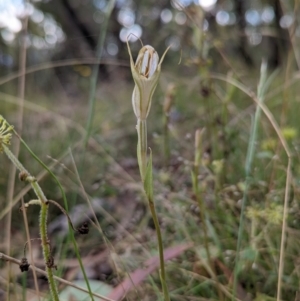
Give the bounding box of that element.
[147,197,170,301]
[3,145,59,301]
[136,119,170,300]
[137,118,147,182]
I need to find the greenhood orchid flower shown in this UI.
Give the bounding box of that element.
[127,42,171,301]
[127,42,170,120]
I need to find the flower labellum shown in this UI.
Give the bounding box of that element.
[127,41,170,120]
[135,46,159,78]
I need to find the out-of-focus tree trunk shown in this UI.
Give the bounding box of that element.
[235,0,254,66]
[59,0,109,79]
[61,0,96,50]
[268,0,288,68]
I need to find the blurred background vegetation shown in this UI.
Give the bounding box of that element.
[1,0,300,300]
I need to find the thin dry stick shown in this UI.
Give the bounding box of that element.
[47,200,77,232]
[21,198,40,300]
[5,15,28,299]
[277,160,292,301]
[0,253,116,301]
